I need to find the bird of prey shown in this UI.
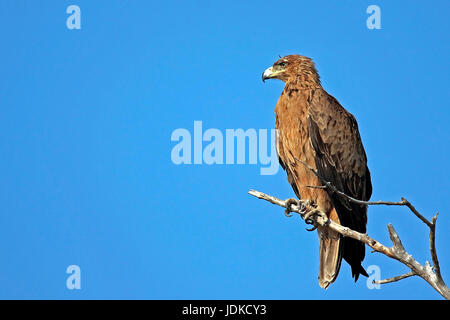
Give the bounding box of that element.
[262,55,372,289]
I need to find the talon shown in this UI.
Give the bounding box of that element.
[306,210,330,230]
[284,198,299,218]
[302,209,323,231]
[303,209,317,225]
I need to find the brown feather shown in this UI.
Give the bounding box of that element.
[318,208,342,289]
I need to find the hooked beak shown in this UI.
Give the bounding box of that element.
[262,66,274,83]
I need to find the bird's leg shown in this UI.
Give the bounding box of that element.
[303,209,319,231]
[284,198,300,217]
[303,209,330,232]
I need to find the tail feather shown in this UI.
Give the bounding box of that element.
[318,208,368,288]
[350,258,369,282]
[318,209,343,289]
[318,228,342,289]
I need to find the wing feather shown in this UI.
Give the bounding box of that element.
[308,94,372,280]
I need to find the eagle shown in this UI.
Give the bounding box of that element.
[262,55,372,289]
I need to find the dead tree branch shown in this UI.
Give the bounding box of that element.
[374,271,416,285]
[248,187,449,299]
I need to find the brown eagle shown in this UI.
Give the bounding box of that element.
[262,55,372,289]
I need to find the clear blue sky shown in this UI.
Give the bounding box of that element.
[0,0,449,299]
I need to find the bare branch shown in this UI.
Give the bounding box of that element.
[374,271,416,285]
[387,224,406,255]
[248,189,450,299]
[430,213,441,280]
[306,185,327,189]
[400,197,433,227]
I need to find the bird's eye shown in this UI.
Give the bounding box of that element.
[279,62,286,67]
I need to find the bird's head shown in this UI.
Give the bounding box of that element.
[262,54,320,85]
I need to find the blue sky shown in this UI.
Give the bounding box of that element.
[0,0,449,299]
